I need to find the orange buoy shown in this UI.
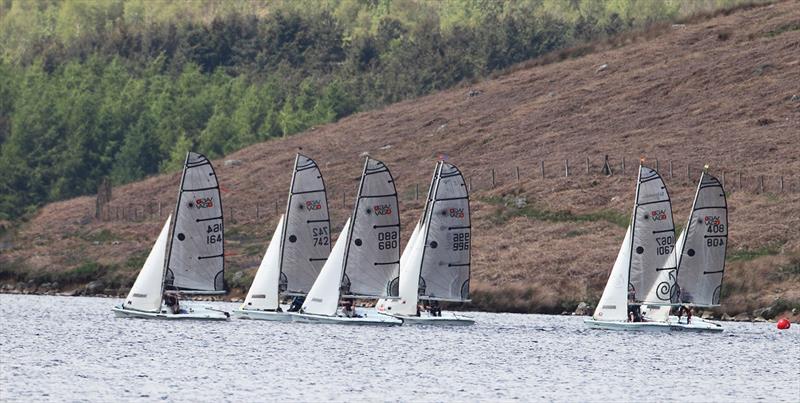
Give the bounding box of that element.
[777,318,790,330]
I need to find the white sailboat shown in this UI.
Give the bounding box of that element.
[375,161,474,325]
[291,157,403,326]
[234,154,331,321]
[585,163,722,332]
[113,152,230,320]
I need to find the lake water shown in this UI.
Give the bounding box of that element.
[1,294,798,402]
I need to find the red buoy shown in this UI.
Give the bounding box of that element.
[777,318,790,330]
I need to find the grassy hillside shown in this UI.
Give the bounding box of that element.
[2,1,799,320]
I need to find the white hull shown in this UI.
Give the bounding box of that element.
[112,304,230,321]
[290,312,403,326]
[584,317,723,333]
[232,308,293,321]
[382,312,474,326]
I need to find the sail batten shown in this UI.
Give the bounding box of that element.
[280,154,332,296]
[165,152,225,294]
[341,157,401,299]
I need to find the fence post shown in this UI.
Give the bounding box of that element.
[758,175,764,193]
[540,160,545,179]
[491,169,496,188]
[516,166,520,183]
[274,200,278,214]
[468,177,472,192]
[738,171,742,190]
[415,183,419,200]
[780,176,784,192]
[622,157,626,175]
[256,204,260,220]
[585,157,590,175]
[343,191,346,209]
[669,160,673,179]
[158,201,162,218]
[655,159,659,172]
[687,164,691,180]
[564,159,569,177]
[721,171,725,188]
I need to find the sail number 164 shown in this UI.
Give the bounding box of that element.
[206,223,222,244]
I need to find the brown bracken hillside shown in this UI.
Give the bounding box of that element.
[2,1,799,320]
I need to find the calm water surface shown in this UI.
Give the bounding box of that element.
[1,294,798,402]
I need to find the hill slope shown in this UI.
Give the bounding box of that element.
[2,1,799,319]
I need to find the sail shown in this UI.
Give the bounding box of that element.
[165,152,226,294]
[242,215,284,311]
[419,162,471,302]
[123,216,172,312]
[593,226,632,321]
[629,165,677,304]
[302,218,351,316]
[394,221,427,315]
[280,154,331,295]
[341,157,400,298]
[676,171,728,306]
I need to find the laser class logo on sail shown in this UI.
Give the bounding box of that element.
[195,197,214,209]
[305,199,322,211]
[649,209,667,222]
[449,207,465,219]
[373,204,393,216]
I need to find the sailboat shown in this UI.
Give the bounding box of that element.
[290,157,403,325]
[585,163,721,332]
[668,167,728,328]
[375,161,474,325]
[233,154,331,321]
[113,152,230,320]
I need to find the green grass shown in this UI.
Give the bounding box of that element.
[728,242,784,261]
[482,196,629,228]
[81,229,119,243]
[765,22,800,37]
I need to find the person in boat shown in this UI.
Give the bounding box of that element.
[430,300,442,317]
[288,296,304,312]
[164,292,180,314]
[677,305,692,324]
[342,300,360,318]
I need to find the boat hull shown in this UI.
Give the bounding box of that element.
[382,312,474,326]
[231,308,293,321]
[290,312,403,326]
[584,317,723,333]
[112,304,230,321]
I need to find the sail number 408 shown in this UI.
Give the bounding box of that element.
[206,223,222,244]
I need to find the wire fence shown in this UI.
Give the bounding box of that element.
[95,155,799,223]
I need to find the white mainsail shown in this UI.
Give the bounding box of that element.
[123,216,172,312]
[419,162,471,302]
[241,215,285,311]
[341,157,400,299]
[393,221,427,315]
[281,154,331,295]
[629,165,677,304]
[675,171,728,306]
[165,152,226,294]
[593,226,632,321]
[302,218,352,316]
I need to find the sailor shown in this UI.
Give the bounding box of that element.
[164,292,180,314]
[288,296,304,312]
[430,300,442,317]
[342,301,355,318]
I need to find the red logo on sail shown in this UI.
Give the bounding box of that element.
[704,216,720,225]
[373,204,392,216]
[649,209,667,221]
[449,208,465,218]
[305,200,322,211]
[195,197,214,209]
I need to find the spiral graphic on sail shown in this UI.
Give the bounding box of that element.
[655,270,678,301]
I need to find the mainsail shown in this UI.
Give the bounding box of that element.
[123,216,172,312]
[675,171,728,306]
[280,154,331,295]
[165,152,226,294]
[419,162,471,302]
[593,226,633,321]
[241,215,285,311]
[341,157,400,299]
[628,165,677,304]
